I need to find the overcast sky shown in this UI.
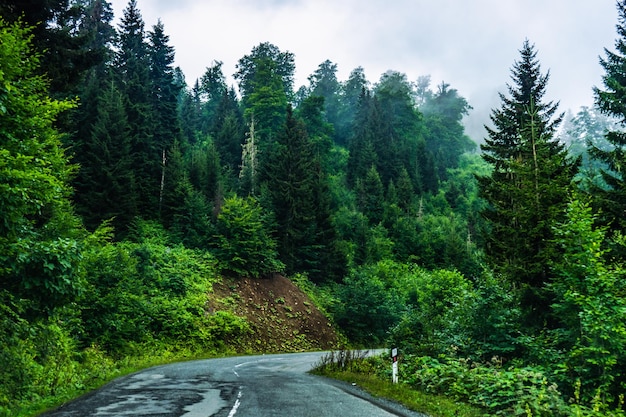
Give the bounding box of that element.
[109,0,619,139]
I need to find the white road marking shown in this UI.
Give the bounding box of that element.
[227,388,243,417]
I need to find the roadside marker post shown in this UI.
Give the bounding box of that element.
[391,348,398,384]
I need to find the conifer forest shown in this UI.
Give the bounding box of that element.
[2,0,626,415]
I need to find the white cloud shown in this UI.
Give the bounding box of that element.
[110,0,619,139]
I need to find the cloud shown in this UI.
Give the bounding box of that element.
[111,0,619,139]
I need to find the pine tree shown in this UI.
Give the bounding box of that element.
[115,0,157,219]
[148,19,182,158]
[347,90,380,187]
[213,87,246,178]
[178,80,204,146]
[264,106,331,276]
[356,165,385,225]
[0,0,111,95]
[200,60,228,134]
[373,70,424,189]
[338,66,369,147]
[476,40,579,323]
[75,78,137,234]
[308,60,342,143]
[590,0,626,234]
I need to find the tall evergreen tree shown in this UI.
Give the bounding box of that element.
[422,82,476,180]
[200,60,228,134]
[476,40,579,323]
[213,87,246,179]
[77,81,137,236]
[178,79,204,146]
[347,90,381,187]
[234,42,295,106]
[590,0,626,235]
[147,20,182,216]
[338,66,369,147]
[115,0,157,219]
[68,0,118,229]
[308,60,342,143]
[74,78,136,234]
[356,165,385,225]
[374,70,424,189]
[0,0,111,96]
[264,106,336,277]
[148,19,181,153]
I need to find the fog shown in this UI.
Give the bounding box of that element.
[109,0,618,141]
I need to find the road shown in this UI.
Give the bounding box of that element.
[41,351,426,417]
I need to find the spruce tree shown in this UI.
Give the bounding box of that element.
[200,60,228,134]
[476,40,579,324]
[115,0,157,219]
[590,0,626,234]
[308,60,342,144]
[338,66,369,147]
[148,19,182,160]
[264,105,338,277]
[213,87,246,178]
[75,78,137,234]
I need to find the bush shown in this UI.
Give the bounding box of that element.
[388,268,476,356]
[212,196,284,278]
[332,262,406,346]
[403,355,569,416]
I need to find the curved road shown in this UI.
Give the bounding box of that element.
[41,351,426,417]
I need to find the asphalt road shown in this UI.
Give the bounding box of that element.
[41,351,426,417]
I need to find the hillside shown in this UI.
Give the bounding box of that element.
[209,275,343,353]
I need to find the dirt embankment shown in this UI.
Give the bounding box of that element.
[209,274,343,353]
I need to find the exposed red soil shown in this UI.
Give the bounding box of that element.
[209,274,342,353]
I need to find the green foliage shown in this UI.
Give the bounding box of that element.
[332,262,408,346]
[0,293,97,415]
[588,1,626,236]
[314,351,485,417]
[467,273,521,359]
[403,355,569,416]
[477,41,579,324]
[0,18,83,314]
[78,237,243,354]
[72,75,137,234]
[389,268,477,356]
[421,81,476,180]
[213,196,283,278]
[550,197,626,404]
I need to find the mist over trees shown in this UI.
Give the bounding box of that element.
[2,0,626,415]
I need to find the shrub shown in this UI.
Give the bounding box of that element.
[403,355,569,416]
[212,196,284,278]
[389,268,476,356]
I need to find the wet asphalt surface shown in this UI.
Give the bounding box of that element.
[40,351,427,417]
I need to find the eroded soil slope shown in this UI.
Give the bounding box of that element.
[209,274,343,353]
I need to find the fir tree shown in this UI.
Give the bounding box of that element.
[115,0,157,219]
[264,106,334,277]
[590,0,626,235]
[75,78,136,234]
[213,87,246,178]
[476,40,579,324]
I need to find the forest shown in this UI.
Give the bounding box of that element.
[1,0,626,415]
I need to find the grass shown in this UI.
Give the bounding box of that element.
[311,351,484,417]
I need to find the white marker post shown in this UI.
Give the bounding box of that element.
[391,348,398,384]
